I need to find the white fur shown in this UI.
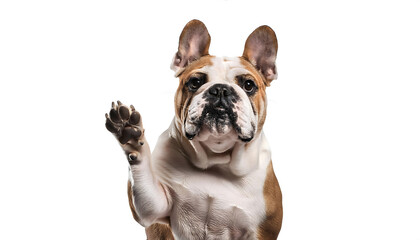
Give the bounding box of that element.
[151,123,272,239]
[128,141,172,227]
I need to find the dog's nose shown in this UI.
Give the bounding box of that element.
[208,84,232,97]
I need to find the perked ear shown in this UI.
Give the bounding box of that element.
[242,25,278,85]
[171,19,211,75]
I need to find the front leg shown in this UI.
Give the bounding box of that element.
[105,101,172,227]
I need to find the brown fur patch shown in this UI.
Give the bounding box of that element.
[177,55,215,83]
[145,223,175,240]
[174,55,215,123]
[239,57,268,133]
[127,180,141,223]
[258,161,283,240]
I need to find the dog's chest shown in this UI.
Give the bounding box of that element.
[167,167,267,240]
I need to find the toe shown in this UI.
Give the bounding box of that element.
[129,111,141,125]
[118,105,130,121]
[110,108,121,123]
[105,114,120,133]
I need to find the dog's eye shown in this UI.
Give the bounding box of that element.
[243,80,255,93]
[189,77,202,90]
[236,74,258,96]
[187,74,207,92]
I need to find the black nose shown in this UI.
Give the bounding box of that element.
[208,84,232,97]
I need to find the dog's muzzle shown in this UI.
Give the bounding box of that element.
[184,83,255,142]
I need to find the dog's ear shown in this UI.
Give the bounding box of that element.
[171,19,211,75]
[242,25,278,86]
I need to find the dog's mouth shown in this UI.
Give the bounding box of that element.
[184,104,254,143]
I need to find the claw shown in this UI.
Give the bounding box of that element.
[112,102,116,109]
[130,105,135,111]
[117,100,122,106]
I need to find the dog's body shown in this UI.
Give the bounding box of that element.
[105,20,282,240]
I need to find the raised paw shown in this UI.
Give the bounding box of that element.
[105,101,144,145]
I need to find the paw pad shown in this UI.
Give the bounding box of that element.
[105,101,143,144]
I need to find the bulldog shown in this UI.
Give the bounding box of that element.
[105,20,283,240]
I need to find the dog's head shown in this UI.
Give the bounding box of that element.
[171,20,277,153]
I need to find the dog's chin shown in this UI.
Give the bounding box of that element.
[194,125,238,153]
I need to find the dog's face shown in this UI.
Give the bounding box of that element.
[175,56,266,144]
[171,20,278,152]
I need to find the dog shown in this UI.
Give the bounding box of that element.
[105,19,283,240]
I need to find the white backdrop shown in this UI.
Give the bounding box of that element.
[1,0,419,239]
